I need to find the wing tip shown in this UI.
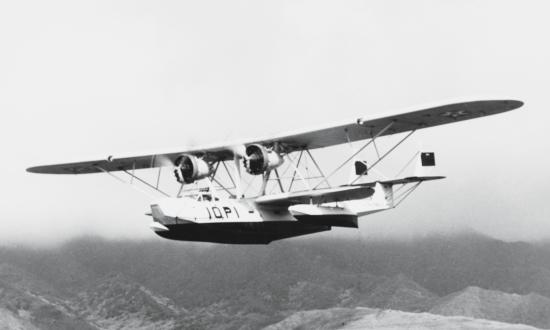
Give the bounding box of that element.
[26,166,43,174]
[26,164,87,174]
[500,99,524,111]
[26,166,66,174]
[460,99,524,113]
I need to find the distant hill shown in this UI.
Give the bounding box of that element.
[356,273,438,312]
[263,307,539,330]
[1,230,550,329]
[430,286,550,329]
[76,273,182,330]
[0,263,96,330]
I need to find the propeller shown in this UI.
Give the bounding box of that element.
[154,154,175,167]
[229,145,247,159]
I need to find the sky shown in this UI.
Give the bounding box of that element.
[1,0,549,245]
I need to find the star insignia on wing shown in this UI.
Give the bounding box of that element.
[440,110,470,119]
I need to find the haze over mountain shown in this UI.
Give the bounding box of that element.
[1,230,550,329]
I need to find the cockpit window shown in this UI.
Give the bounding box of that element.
[193,193,219,202]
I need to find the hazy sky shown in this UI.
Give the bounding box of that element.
[1,0,549,245]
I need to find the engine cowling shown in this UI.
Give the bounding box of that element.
[244,144,284,175]
[174,155,213,184]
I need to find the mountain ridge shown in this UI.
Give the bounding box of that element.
[263,307,541,330]
[1,231,550,329]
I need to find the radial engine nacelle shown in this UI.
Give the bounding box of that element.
[244,144,284,175]
[174,154,213,184]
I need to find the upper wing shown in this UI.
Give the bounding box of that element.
[27,99,522,174]
[258,99,522,150]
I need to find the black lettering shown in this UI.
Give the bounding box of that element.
[206,207,212,219]
[233,207,240,218]
[223,207,232,218]
[212,207,223,219]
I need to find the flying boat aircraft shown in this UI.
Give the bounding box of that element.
[27,99,523,244]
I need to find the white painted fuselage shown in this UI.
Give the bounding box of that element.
[149,183,394,244]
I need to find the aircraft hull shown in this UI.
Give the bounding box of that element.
[153,221,331,244]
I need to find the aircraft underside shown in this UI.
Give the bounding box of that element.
[154,221,331,244]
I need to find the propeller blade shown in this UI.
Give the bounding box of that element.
[230,145,247,159]
[154,154,175,168]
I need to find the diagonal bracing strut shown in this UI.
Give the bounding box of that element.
[313,121,395,189]
[349,129,416,185]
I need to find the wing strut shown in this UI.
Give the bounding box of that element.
[155,167,162,189]
[288,150,303,191]
[260,170,271,195]
[313,121,395,189]
[211,177,236,198]
[305,149,330,188]
[273,168,285,193]
[395,151,420,178]
[121,169,171,197]
[233,155,243,199]
[285,153,311,191]
[222,161,236,188]
[393,181,422,207]
[95,166,162,198]
[349,129,416,185]
[176,182,184,198]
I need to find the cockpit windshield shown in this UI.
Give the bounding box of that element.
[195,193,219,202]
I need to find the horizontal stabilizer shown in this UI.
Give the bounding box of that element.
[353,175,445,188]
[255,186,374,207]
